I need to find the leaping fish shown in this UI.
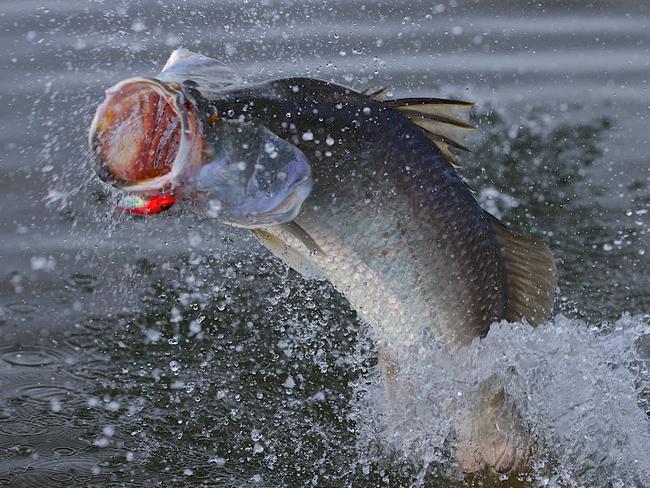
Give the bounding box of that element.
[89,49,557,475]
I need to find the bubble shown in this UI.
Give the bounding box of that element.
[30,256,56,271]
[131,19,146,32]
[93,437,109,447]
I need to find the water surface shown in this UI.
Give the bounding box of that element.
[0,1,649,486]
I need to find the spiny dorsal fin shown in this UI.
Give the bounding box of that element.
[486,212,557,325]
[384,97,475,166]
[369,86,392,100]
[361,86,392,100]
[422,134,467,167]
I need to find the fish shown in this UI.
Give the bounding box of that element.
[89,49,557,475]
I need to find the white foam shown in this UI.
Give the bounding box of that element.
[352,313,650,486]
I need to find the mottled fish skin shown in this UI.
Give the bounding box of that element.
[205,78,507,350]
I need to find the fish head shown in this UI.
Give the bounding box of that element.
[88,50,312,225]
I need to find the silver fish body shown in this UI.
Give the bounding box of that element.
[207,79,516,350]
[195,78,556,473]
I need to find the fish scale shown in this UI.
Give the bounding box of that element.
[288,98,505,350]
[271,109,507,348]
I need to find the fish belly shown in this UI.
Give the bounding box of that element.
[292,182,505,350]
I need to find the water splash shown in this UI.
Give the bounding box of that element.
[353,313,650,486]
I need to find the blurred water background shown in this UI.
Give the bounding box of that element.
[0,0,649,486]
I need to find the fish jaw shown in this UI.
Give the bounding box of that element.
[89,76,206,207]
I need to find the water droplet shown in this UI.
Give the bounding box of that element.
[209,456,226,467]
[50,398,62,412]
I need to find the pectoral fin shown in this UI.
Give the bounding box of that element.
[251,224,325,280]
[487,213,557,325]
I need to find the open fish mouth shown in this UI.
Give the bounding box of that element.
[89,77,205,205]
[89,50,313,225]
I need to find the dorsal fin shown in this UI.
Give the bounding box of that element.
[486,213,557,325]
[360,86,392,100]
[383,97,475,166]
[369,86,392,100]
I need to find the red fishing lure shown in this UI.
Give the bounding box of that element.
[117,194,176,215]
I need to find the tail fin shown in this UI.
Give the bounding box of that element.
[486,213,557,325]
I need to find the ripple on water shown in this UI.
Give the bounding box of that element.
[67,359,110,381]
[32,412,69,428]
[2,458,103,488]
[82,315,114,332]
[52,446,78,457]
[3,442,39,457]
[47,471,74,483]
[65,273,100,293]
[0,474,15,486]
[0,421,49,437]
[64,332,99,349]
[3,302,38,315]
[0,346,64,367]
[16,385,74,403]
